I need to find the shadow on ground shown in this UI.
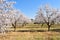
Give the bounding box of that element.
[51,29,60,32]
[17,30,45,32]
[17,29,60,32]
[6,29,60,32]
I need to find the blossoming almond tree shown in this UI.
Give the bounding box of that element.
[35,4,60,31]
[0,0,19,33]
[0,0,31,32]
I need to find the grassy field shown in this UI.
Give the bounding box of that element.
[0,32,60,40]
[0,24,60,40]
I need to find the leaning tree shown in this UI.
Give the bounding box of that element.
[35,4,60,31]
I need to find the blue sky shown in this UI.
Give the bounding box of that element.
[10,0,60,19]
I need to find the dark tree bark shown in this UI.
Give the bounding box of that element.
[46,22,51,31]
[48,25,50,31]
[12,21,17,32]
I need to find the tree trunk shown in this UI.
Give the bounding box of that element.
[14,21,16,32]
[48,25,50,31]
[14,26,16,32]
[12,22,16,32]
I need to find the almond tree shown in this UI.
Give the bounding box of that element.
[8,9,21,32]
[0,0,16,33]
[17,13,31,27]
[35,5,60,31]
[0,0,31,33]
[7,8,31,31]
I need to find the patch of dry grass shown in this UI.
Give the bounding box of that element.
[0,32,60,40]
[0,24,60,40]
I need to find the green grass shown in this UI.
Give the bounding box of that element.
[9,24,60,31]
[17,24,60,28]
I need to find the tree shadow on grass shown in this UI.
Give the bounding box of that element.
[51,29,60,32]
[17,30,46,32]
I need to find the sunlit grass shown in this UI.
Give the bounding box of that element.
[9,24,60,31]
[0,32,60,40]
[0,24,60,40]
